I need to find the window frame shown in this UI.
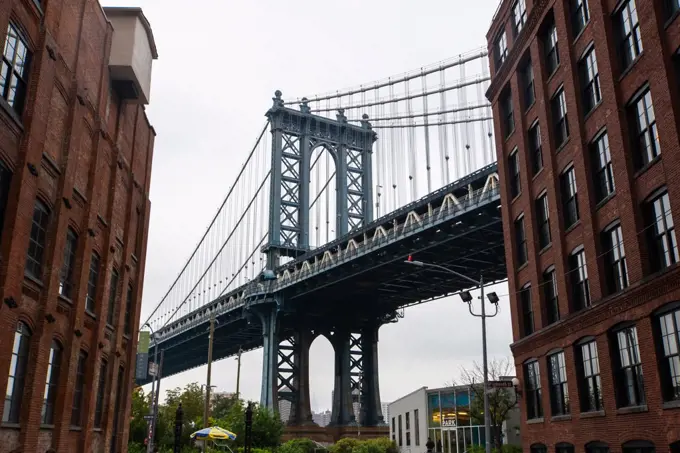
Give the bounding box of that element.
[515,214,528,266]
[535,193,551,250]
[654,303,680,402]
[86,252,101,313]
[569,246,591,311]
[544,20,560,76]
[501,87,515,138]
[611,324,646,408]
[543,266,560,325]
[59,228,78,299]
[520,283,534,337]
[616,0,643,71]
[602,222,629,294]
[521,58,535,109]
[41,339,62,425]
[25,199,50,280]
[3,322,31,424]
[0,23,33,116]
[579,45,601,114]
[561,166,579,228]
[94,359,108,428]
[528,121,543,175]
[571,0,590,36]
[124,284,134,335]
[512,0,528,35]
[547,350,570,416]
[551,87,569,148]
[591,131,615,202]
[629,88,660,168]
[509,149,521,199]
[576,338,604,412]
[524,360,543,420]
[107,268,120,326]
[495,30,509,69]
[70,350,88,427]
[644,189,678,272]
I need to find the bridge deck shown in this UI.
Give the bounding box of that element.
[141,163,505,385]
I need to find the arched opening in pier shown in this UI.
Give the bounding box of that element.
[308,334,334,424]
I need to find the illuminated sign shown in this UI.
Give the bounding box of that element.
[442,417,457,427]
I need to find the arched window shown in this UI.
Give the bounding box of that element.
[107,268,120,325]
[70,350,88,426]
[530,444,547,453]
[556,443,575,453]
[622,440,655,453]
[669,440,680,453]
[25,199,50,280]
[86,251,101,313]
[59,228,78,298]
[523,359,542,419]
[41,340,62,424]
[3,322,32,423]
[585,441,609,453]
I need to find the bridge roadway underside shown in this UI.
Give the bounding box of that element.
[148,202,505,379]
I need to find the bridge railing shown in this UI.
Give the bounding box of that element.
[155,180,501,346]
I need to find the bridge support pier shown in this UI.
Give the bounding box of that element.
[330,331,356,426]
[279,329,315,426]
[259,307,278,411]
[360,323,385,426]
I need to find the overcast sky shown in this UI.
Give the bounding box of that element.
[101,0,512,412]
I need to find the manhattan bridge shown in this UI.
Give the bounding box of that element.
[140,46,507,433]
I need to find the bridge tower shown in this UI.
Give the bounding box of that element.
[254,91,385,429]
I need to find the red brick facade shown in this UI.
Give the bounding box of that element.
[0,0,155,452]
[487,0,680,451]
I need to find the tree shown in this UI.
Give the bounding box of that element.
[212,392,240,420]
[452,358,519,451]
[128,387,151,446]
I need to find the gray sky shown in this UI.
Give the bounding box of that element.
[101,0,512,411]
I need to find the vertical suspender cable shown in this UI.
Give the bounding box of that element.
[421,69,432,194]
[405,78,416,201]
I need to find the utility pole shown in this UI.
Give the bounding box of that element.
[145,326,158,453]
[203,313,216,429]
[236,347,243,400]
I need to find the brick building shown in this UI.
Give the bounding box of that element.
[0,1,157,452]
[486,0,680,451]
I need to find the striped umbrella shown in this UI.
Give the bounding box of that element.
[190,426,237,441]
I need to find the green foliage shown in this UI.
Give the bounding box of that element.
[329,438,359,453]
[352,438,398,453]
[467,445,522,453]
[128,382,284,452]
[278,438,323,453]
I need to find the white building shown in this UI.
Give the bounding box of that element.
[388,385,520,453]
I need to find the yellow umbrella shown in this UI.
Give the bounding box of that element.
[190,426,238,441]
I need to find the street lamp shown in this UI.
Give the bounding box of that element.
[404,256,499,453]
[144,324,160,453]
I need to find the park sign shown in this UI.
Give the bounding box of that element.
[135,330,150,381]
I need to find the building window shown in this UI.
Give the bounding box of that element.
[406,432,411,447]
[556,444,575,453]
[551,88,569,148]
[521,59,535,109]
[0,24,32,115]
[622,441,655,453]
[86,252,100,313]
[569,248,591,311]
[561,167,579,228]
[520,284,534,337]
[509,150,520,199]
[501,87,514,137]
[524,360,542,419]
[645,190,678,272]
[495,30,508,69]
[398,414,403,446]
[513,0,527,35]
[531,445,548,453]
[630,89,660,167]
[94,360,108,428]
[657,305,680,401]
[613,325,645,407]
[25,199,50,280]
[544,20,560,76]
[603,224,629,293]
[0,162,12,236]
[548,351,569,416]
[41,340,62,425]
[577,340,603,412]
[107,269,119,326]
[667,0,680,18]
[414,409,420,445]
[571,0,590,36]
[528,122,542,175]
[543,267,559,325]
[591,132,615,202]
[405,411,410,429]
[110,366,125,452]
[391,416,395,433]
[616,0,643,70]
[579,47,601,114]
[3,322,31,423]
[515,215,528,266]
[59,229,78,299]
[536,194,551,249]
[124,284,133,335]
[71,350,87,426]
[585,442,610,453]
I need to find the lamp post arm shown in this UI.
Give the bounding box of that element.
[414,261,480,286]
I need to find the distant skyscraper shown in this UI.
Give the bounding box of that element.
[381,402,390,424]
[279,400,292,424]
